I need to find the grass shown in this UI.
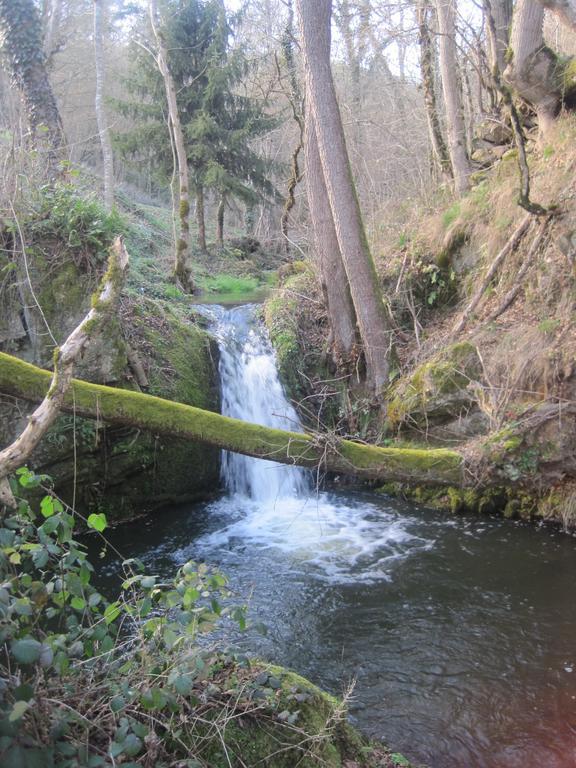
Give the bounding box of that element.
[200,274,261,295]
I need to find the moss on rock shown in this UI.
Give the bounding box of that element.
[197,663,416,768]
[387,342,482,429]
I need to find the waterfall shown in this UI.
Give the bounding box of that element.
[208,304,311,502]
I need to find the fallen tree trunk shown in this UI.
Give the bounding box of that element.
[0,352,465,488]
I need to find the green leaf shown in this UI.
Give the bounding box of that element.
[9,701,30,722]
[87,513,107,533]
[40,496,54,518]
[104,601,121,625]
[11,638,42,665]
[71,596,86,611]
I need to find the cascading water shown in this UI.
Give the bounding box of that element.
[195,303,429,583]
[215,304,311,501]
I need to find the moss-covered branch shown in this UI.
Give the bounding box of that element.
[0,351,465,487]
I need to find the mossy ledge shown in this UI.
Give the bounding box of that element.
[197,662,417,767]
[377,481,576,527]
[0,351,464,487]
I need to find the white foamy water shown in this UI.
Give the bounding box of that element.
[192,304,432,583]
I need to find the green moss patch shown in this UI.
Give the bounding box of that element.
[387,342,482,429]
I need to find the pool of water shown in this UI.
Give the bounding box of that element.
[96,489,576,768]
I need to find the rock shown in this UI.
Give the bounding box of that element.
[387,342,484,430]
[474,118,512,145]
[471,143,509,168]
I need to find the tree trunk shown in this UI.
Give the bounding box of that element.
[0,0,65,171]
[0,351,464,488]
[280,0,304,254]
[504,0,562,137]
[149,0,193,291]
[216,192,225,249]
[94,0,114,213]
[536,0,576,31]
[43,0,63,65]
[416,0,453,184]
[436,0,471,195]
[296,0,393,393]
[196,185,207,252]
[305,112,358,359]
[486,0,513,72]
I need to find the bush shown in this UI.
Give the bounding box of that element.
[0,467,248,767]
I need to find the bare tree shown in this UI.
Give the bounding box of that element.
[149,0,194,291]
[297,0,393,392]
[436,0,471,194]
[94,0,114,212]
[416,0,453,183]
[43,0,64,64]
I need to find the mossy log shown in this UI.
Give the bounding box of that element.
[0,352,465,487]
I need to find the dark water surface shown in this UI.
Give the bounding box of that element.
[95,490,576,768]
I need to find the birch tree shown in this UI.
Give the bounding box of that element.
[297,0,393,393]
[94,0,114,212]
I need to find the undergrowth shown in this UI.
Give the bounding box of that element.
[0,469,400,768]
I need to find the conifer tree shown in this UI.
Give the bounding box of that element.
[113,0,277,250]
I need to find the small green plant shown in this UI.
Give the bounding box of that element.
[442,201,461,230]
[397,232,409,248]
[538,317,561,334]
[22,183,125,271]
[542,145,555,160]
[163,283,184,299]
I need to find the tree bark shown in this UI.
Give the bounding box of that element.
[504,0,562,137]
[149,0,193,291]
[0,238,129,507]
[305,113,358,359]
[0,0,65,171]
[536,0,576,31]
[0,351,465,488]
[486,0,513,72]
[416,0,453,184]
[436,0,471,195]
[216,192,225,249]
[94,0,114,213]
[43,0,63,65]
[196,185,207,252]
[296,0,393,393]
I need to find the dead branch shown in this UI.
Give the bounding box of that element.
[485,215,551,323]
[451,213,532,335]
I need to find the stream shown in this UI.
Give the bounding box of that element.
[99,304,576,768]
